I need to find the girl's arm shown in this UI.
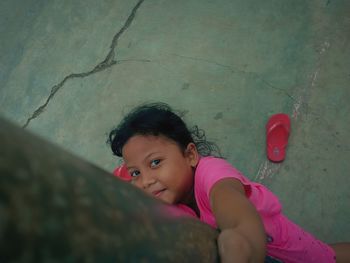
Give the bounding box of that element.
[210,178,266,263]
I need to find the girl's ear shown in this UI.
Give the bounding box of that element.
[185,143,199,168]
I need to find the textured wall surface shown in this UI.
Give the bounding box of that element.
[0,0,349,244]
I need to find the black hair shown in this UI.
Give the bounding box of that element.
[107,102,222,158]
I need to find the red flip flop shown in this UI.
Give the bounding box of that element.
[266,113,291,162]
[113,163,132,181]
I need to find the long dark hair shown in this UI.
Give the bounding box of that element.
[108,102,221,158]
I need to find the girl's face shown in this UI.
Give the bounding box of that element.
[122,134,199,204]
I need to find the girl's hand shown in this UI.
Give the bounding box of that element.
[210,178,266,263]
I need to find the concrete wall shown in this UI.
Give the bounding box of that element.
[1,0,349,243]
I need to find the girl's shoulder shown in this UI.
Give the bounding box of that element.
[196,156,244,179]
[195,156,247,195]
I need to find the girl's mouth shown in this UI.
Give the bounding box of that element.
[152,189,165,197]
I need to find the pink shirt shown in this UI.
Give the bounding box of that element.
[194,156,282,228]
[191,157,336,263]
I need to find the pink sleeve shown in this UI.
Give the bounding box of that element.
[196,157,251,199]
[195,157,282,219]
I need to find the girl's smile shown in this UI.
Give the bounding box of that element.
[122,134,199,204]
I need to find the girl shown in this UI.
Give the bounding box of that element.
[108,102,350,263]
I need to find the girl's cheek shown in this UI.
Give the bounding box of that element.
[132,178,143,189]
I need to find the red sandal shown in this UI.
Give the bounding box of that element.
[266,113,291,162]
[113,163,132,181]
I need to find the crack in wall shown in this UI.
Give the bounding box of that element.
[171,53,298,103]
[22,0,146,129]
[292,41,330,121]
[255,40,331,182]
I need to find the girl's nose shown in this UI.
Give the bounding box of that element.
[141,171,156,189]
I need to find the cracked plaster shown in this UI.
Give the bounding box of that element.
[22,0,146,128]
[0,0,349,243]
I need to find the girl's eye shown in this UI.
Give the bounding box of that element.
[130,170,140,177]
[150,159,161,168]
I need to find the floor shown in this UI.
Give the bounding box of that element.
[1,0,349,243]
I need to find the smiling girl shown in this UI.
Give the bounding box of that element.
[108,102,350,263]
